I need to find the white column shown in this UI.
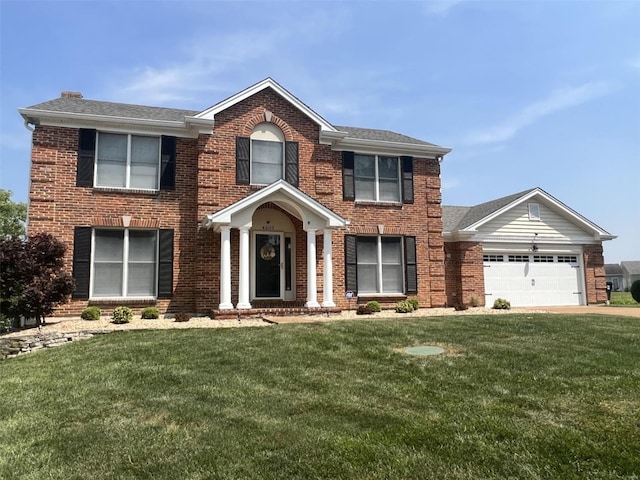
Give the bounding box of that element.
[218,226,233,310]
[321,229,335,307]
[305,229,320,308]
[237,226,252,309]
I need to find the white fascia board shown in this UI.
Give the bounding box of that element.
[194,78,338,133]
[204,180,346,230]
[19,108,209,138]
[324,135,452,158]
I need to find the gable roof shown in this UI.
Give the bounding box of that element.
[202,179,346,230]
[193,77,337,133]
[442,187,615,240]
[18,78,452,156]
[443,189,535,232]
[621,261,640,275]
[605,264,623,275]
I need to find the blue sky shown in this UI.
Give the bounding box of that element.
[1,0,638,263]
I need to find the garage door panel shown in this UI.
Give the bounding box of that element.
[483,253,582,307]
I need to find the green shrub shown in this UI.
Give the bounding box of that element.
[112,306,133,324]
[174,312,190,323]
[80,306,101,321]
[0,313,10,333]
[469,295,480,307]
[356,304,372,315]
[610,292,637,305]
[407,298,419,311]
[493,298,511,310]
[631,280,640,303]
[141,306,160,319]
[366,301,381,313]
[395,300,413,313]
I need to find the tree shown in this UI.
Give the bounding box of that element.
[631,280,640,304]
[0,189,27,238]
[0,233,75,326]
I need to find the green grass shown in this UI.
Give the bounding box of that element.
[610,291,640,306]
[1,314,639,479]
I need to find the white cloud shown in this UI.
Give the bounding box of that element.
[108,9,349,107]
[423,0,465,16]
[464,81,615,145]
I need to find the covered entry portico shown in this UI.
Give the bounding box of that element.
[202,180,346,311]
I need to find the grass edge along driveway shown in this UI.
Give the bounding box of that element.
[1,313,638,480]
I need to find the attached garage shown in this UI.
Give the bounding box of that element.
[482,250,584,307]
[443,188,615,308]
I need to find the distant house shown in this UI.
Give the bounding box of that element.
[621,261,640,290]
[605,264,624,291]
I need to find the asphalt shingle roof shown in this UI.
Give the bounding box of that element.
[621,261,640,275]
[25,97,198,122]
[333,125,437,146]
[605,264,623,275]
[442,188,536,232]
[23,96,439,146]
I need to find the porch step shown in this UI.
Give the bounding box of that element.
[212,306,341,320]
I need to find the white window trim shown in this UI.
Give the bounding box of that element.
[528,202,541,221]
[94,132,161,192]
[354,154,401,203]
[89,228,159,300]
[358,236,405,295]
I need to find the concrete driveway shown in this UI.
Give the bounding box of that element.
[538,305,640,318]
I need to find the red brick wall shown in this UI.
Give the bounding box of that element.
[26,87,446,316]
[444,241,485,307]
[27,126,199,316]
[583,244,607,304]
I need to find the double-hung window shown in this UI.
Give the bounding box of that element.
[356,236,404,294]
[96,133,160,190]
[250,123,284,185]
[354,154,401,202]
[92,229,157,298]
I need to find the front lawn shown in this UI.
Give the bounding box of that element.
[1,314,638,479]
[610,291,639,306]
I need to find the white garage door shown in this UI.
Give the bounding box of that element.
[483,253,583,307]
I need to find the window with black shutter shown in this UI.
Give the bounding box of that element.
[72,226,92,298]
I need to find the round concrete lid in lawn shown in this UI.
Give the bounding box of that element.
[404,345,445,356]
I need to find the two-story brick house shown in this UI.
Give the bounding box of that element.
[19,78,452,317]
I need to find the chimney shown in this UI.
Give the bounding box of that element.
[61,91,83,99]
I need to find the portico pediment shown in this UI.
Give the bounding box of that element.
[202,180,346,231]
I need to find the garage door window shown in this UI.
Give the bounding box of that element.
[533,255,554,263]
[557,255,578,263]
[483,254,504,262]
[508,255,530,262]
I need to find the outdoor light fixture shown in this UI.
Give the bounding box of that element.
[531,233,539,252]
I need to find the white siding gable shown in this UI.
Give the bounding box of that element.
[477,201,594,243]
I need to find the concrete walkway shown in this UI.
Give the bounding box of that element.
[536,305,640,318]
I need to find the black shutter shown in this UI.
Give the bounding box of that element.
[342,151,355,200]
[160,136,176,190]
[72,227,92,298]
[401,156,414,204]
[77,129,96,187]
[285,141,299,186]
[404,236,418,294]
[345,235,358,294]
[158,229,174,298]
[236,136,250,184]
